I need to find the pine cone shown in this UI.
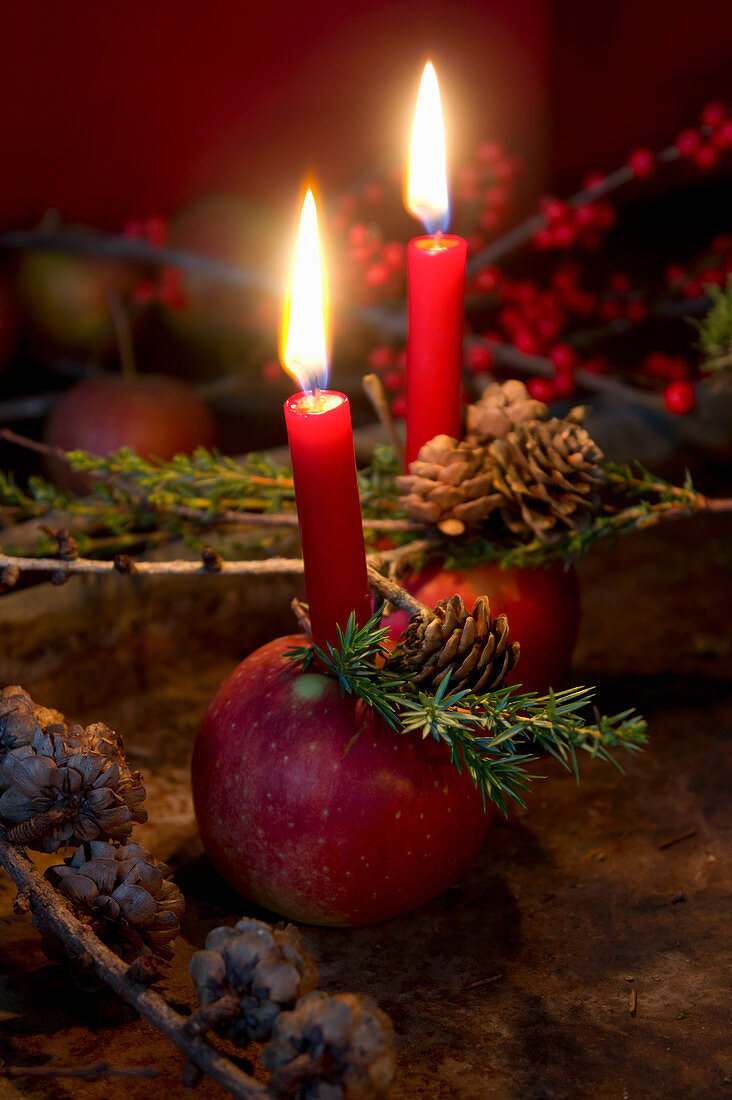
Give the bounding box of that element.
[0,686,64,781]
[400,595,519,693]
[395,434,502,536]
[0,720,147,853]
[45,839,184,961]
[487,408,605,544]
[189,919,319,1044]
[466,378,548,446]
[263,990,396,1100]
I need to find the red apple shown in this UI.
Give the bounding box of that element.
[192,634,492,927]
[386,560,580,695]
[43,373,216,494]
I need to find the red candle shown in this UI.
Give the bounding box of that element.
[281,188,370,649]
[284,391,371,649]
[405,62,467,468]
[405,234,467,466]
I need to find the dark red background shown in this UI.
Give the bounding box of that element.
[0,1,729,227]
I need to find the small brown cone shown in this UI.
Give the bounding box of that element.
[46,839,184,961]
[466,379,548,446]
[487,408,605,544]
[401,594,519,693]
[395,434,502,536]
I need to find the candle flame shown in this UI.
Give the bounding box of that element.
[406,61,450,235]
[281,187,329,393]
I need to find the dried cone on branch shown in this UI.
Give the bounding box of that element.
[395,434,502,536]
[0,712,147,853]
[466,378,548,446]
[400,594,519,693]
[0,686,64,779]
[46,840,184,961]
[264,990,396,1100]
[190,919,319,1044]
[487,408,605,544]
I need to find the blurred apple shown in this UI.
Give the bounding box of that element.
[17,250,131,352]
[165,194,279,356]
[0,272,19,371]
[43,373,216,494]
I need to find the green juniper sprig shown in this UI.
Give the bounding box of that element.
[287,612,647,814]
[693,277,732,376]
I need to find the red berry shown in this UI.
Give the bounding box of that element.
[527,376,554,402]
[574,204,596,228]
[260,358,281,383]
[698,266,723,286]
[365,262,390,288]
[549,343,577,372]
[144,216,167,246]
[132,280,155,305]
[628,148,656,179]
[676,128,701,156]
[664,357,690,381]
[477,141,502,165]
[552,265,581,292]
[466,344,494,374]
[682,280,703,299]
[664,380,696,415]
[123,219,143,239]
[350,245,372,265]
[384,370,404,393]
[541,197,568,223]
[643,352,671,378]
[363,183,384,204]
[694,144,719,170]
[581,356,609,375]
[514,330,540,355]
[367,346,394,372]
[348,223,370,249]
[382,242,405,270]
[625,300,648,323]
[553,222,576,248]
[536,317,561,343]
[396,349,408,370]
[391,394,407,418]
[533,228,555,250]
[583,171,605,190]
[479,208,499,231]
[499,307,522,334]
[712,120,732,149]
[475,266,502,293]
[701,101,726,128]
[552,372,576,398]
[594,202,617,230]
[494,159,516,181]
[609,272,632,294]
[664,263,685,285]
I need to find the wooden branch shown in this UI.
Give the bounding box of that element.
[0,1062,158,1081]
[0,835,269,1100]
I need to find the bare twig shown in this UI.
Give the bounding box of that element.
[657,828,697,850]
[363,373,405,466]
[0,1062,158,1081]
[0,835,269,1099]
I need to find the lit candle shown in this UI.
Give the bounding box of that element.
[281,188,371,649]
[404,61,467,468]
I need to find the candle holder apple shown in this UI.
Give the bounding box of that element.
[192,633,491,927]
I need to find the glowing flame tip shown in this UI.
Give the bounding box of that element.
[281,187,329,394]
[406,61,450,235]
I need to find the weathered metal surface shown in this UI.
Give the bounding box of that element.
[0,513,730,1099]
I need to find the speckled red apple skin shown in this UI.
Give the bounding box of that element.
[192,635,492,927]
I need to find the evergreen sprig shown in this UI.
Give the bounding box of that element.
[286,613,647,814]
[0,442,724,569]
[693,276,732,373]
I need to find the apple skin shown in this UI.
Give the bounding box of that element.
[43,373,216,494]
[192,634,492,927]
[385,561,581,695]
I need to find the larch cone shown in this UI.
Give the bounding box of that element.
[192,635,492,927]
